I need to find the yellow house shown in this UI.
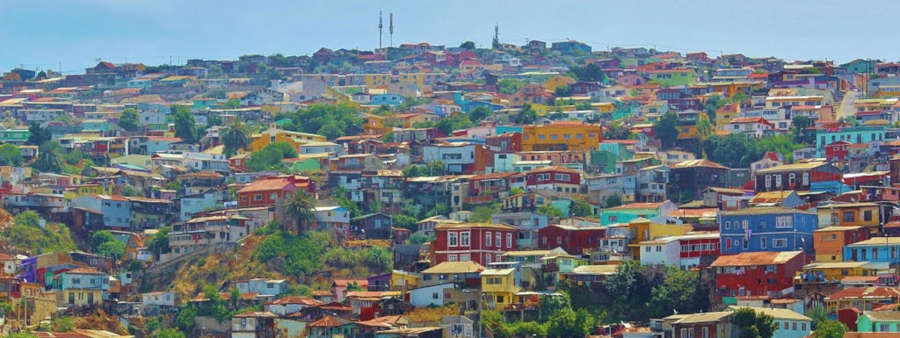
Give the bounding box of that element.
[521,121,603,152]
[249,127,327,151]
[363,113,388,135]
[390,270,420,291]
[816,202,881,234]
[796,261,886,285]
[543,75,576,92]
[627,217,692,260]
[57,288,104,307]
[481,268,519,310]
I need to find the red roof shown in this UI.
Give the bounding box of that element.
[308,315,353,328]
[826,287,900,301]
[710,251,803,267]
[237,177,294,194]
[267,296,321,306]
[332,279,369,288]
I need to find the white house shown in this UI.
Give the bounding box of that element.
[265,296,321,316]
[409,283,456,307]
[0,253,17,275]
[727,117,775,138]
[236,278,288,297]
[141,291,175,307]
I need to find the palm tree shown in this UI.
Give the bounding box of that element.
[284,190,315,233]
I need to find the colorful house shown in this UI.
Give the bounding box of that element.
[844,237,900,265]
[754,162,846,194]
[599,200,677,225]
[825,287,900,312]
[480,267,519,310]
[857,311,900,333]
[520,121,602,152]
[710,251,807,300]
[237,175,313,208]
[813,226,870,262]
[719,207,817,255]
[433,223,517,265]
[249,127,327,152]
[816,202,881,235]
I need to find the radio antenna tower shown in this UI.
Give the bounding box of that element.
[389,13,394,47]
[378,11,383,49]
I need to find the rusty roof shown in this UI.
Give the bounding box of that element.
[710,251,803,267]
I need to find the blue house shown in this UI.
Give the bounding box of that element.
[719,207,817,255]
[369,94,404,107]
[843,237,900,264]
[815,126,885,157]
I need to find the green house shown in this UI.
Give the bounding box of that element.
[282,154,327,172]
[0,128,31,144]
[647,69,696,87]
[599,200,677,225]
[857,311,900,332]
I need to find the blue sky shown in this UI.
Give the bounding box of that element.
[1,0,898,73]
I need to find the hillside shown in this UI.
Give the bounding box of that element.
[168,230,393,302]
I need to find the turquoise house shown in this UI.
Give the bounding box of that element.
[599,201,677,225]
[815,125,885,157]
[549,199,572,218]
[81,119,110,132]
[0,128,30,144]
[495,125,523,135]
[857,311,900,333]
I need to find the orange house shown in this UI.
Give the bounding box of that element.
[237,175,314,208]
[813,226,870,262]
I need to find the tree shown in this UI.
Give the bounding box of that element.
[277,103,362,139]
[176,305,197,332]
[0,143,23,165]
[554,85,573,97]
[157,328,186,338]
[569,63,606,82]
[732,307,777,338]
[604,261,651,321]
[792,116,816,144]
[470,206,493,223]
[118,108,141,132]
[537,204,563,218]
[435,113,472,135]
[603,121,633,140]
[172,105,199,143]
[90,230,116,251]
[468,106,492,124]
[33,141,63,173]
[702,94,724,122]
[148,226,172,259]
[222,99,241,109]
[696,113,714,145]
[284,191,315,232]
[605,194,623,208]
[571,198,593,217]
[51,316,74,332]
[648,267,708,318]
[512,104,538,124]
[497,79,526,95]
[221,121,251,157]
[459,41,476,50]
[247,141,297,171]
[547,307,590,337]
[27,123,51,145]
[97,240,125,258]
[392,215,417,231]
[811,320,847,338]
[653,112,680,149]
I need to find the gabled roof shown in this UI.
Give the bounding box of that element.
[756,161,827,174]
[670,159,728,170]
[421,261,485,274]
[308,315,353,328]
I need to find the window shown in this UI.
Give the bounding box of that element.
[448,254,458,261]
[788,173,796,186]
[724,221,731,230]
[775,174,782,187]
[776,216,793,228]
[485,232,492,247]
[879,324,889,332]
[496,232,502,249]
[765,175,771,188]
[460,232,470,246]
[773,238,787,248]
[254,194,262,201]
[802,323,807,331]
[864,210,873,222]
[760,237,767,249]
[448,232,458,247]
[742,239,749,249]
[554,173,570,181]
[743,220,749,229]
[792,322,797,330]
[506,233,512,248]
[843,211,855,223]
[701,327,709,338]
[802,172,809,185]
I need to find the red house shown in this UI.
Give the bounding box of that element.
[537,223,606,254]
[825,140,850,162]
[433,223,517,266]
[485,132,522,153]
[237,175,314,208]
[525,166,581,194]
[709,251,808,300]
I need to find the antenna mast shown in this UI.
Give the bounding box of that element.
[378,11,383,49]
[389,13,394,47]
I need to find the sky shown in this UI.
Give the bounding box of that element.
[1,0,898,73]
